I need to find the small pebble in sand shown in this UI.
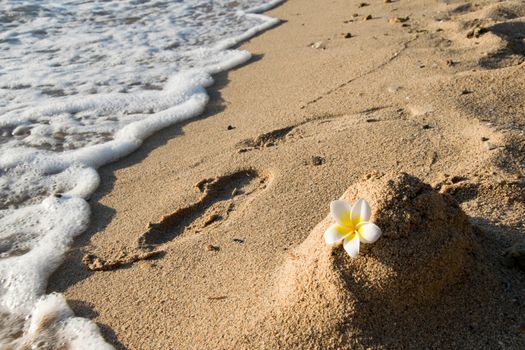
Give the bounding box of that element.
[384,0,392,3]
[206,245,220,252]
[227,125,235,130]
[461,88,472,95]
[422,124,432,129]
[364,14,373,20]
[446,59,458,66]
[311,156,325,166]
[342,32,352,38]
[233,238,244,244]
[366,118,380,123]
[352,13,359,17]
[481,136,489,141]
[358,2,369,7]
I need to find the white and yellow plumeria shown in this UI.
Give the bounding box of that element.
[324,198,382,257]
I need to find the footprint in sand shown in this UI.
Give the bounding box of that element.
[236,109,401,154]
[236,125,298,152]
[83,169,270,271]
[138,168,270,248]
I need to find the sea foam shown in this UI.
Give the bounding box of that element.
[0,0,284,348]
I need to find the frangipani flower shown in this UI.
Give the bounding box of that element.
[324,198,382,257]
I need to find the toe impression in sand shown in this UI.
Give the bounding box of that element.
[324,198,382,257]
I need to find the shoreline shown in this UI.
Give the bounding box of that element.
[49,0,525,348]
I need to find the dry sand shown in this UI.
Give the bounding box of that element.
[48,0,525,348]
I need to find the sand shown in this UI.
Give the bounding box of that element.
[48,0,525,348]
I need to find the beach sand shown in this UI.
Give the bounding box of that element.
[48,0,525,348]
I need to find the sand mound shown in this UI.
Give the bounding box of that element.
[332,172,476,305]
[239,173,510,349]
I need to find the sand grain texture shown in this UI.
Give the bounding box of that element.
[48,0,525,348]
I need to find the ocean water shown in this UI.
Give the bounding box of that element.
[0,0,283,348]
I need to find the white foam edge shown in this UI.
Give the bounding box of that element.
[213,8,284,52]
[0,5,283,173]
[20,293,113,349]
[0,195,90,313]
[244,0,287,15]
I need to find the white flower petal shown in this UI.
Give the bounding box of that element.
[343,233,360,258]
[357,222,382,244]
[350,198,371,226]
[324,224,351,244]
[330,200,352,227]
